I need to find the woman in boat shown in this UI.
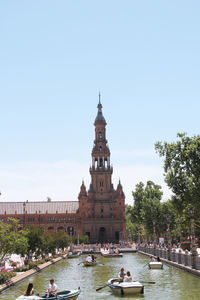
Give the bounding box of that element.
[91,254,96,262]
[124,271,132,282]
[157,256,161,262]
[118,267,126,282]
[24,282,34,296]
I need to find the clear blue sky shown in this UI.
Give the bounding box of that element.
[0,1,200,204]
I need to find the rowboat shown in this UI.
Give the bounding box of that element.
[149,261,163,269]
[16,288,81,300]
[107,278,144,295]
[83,260,98,266]
[101,250,123,257]
[68,251,81,258]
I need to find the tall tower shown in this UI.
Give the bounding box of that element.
[89,93,113,197]
[78,95,126,243]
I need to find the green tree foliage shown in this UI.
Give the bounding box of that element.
[26,226,47,258]
[72,234,89,244]
[155,133,200,212]
[155,133,200,240]
[126,205,137,241]
[132,181,163,234]
[0,218,28,263]
[27,227,71,257]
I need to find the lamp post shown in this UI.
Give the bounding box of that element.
[138,225,141,246]
[153,220,156,255]
[189,206,197,269]
[144,223,147,245]
[23,202,26,228]
[38,210,41,226]
[77,229,80,245]
[166,215,172,260]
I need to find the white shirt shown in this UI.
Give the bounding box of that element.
[48,283,58,293]
[86,256,92,262]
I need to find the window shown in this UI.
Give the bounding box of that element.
[99,132,103,139]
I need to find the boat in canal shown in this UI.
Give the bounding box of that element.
[68,251,81,258]
[101,249,123,257]
[83,260,98,266]
[16,288,81,300]
[149,261,163,269]
[107,278,144,295]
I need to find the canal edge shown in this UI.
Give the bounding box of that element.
[138,250,200,278]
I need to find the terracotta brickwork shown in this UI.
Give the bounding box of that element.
[0,98,126,243]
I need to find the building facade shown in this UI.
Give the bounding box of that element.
[0,98,126,243]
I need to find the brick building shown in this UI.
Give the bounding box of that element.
[0,97,126,243]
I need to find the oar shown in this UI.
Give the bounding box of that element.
[78,261,83,265]
[139,281,155,284]
[96,283,112,291]
[143,262,149,268]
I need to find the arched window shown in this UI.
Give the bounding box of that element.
[98,132,103,139]
[99,158,103,167]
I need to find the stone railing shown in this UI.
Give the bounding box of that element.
[138,244,200,270]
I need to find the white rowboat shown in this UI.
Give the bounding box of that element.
[107,278,144,295]
[68,252,81,258]
[149,261,163,269]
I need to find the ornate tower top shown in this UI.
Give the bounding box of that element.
[94,92,106,125]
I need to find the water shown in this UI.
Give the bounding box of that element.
[1,253,200,300]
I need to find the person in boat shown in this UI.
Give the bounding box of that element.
[124,271,132,282]
[91,254,96,262]
[149,256,155,262]
[118,267,126,282]
[44,278,58,298]
[24,282,34,296]
[86,254,92,262]
[157,256,161,262]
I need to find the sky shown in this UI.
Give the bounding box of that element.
[0,1,200,205]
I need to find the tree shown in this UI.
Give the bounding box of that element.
[155,133,200,212]
[0,218,28,263]
[131,181,163,240]
[26,226,47,258]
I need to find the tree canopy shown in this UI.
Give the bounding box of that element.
[0,218,28,263]
[155,132,200,213]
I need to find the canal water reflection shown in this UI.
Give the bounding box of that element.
[1,253,200,300]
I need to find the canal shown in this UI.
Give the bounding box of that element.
[1,253,200,300]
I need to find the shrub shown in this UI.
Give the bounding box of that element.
[45,257,51,262]
[28,261,38,269]
[0,271,16,284]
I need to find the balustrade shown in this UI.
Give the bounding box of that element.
[138,244,199,271]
